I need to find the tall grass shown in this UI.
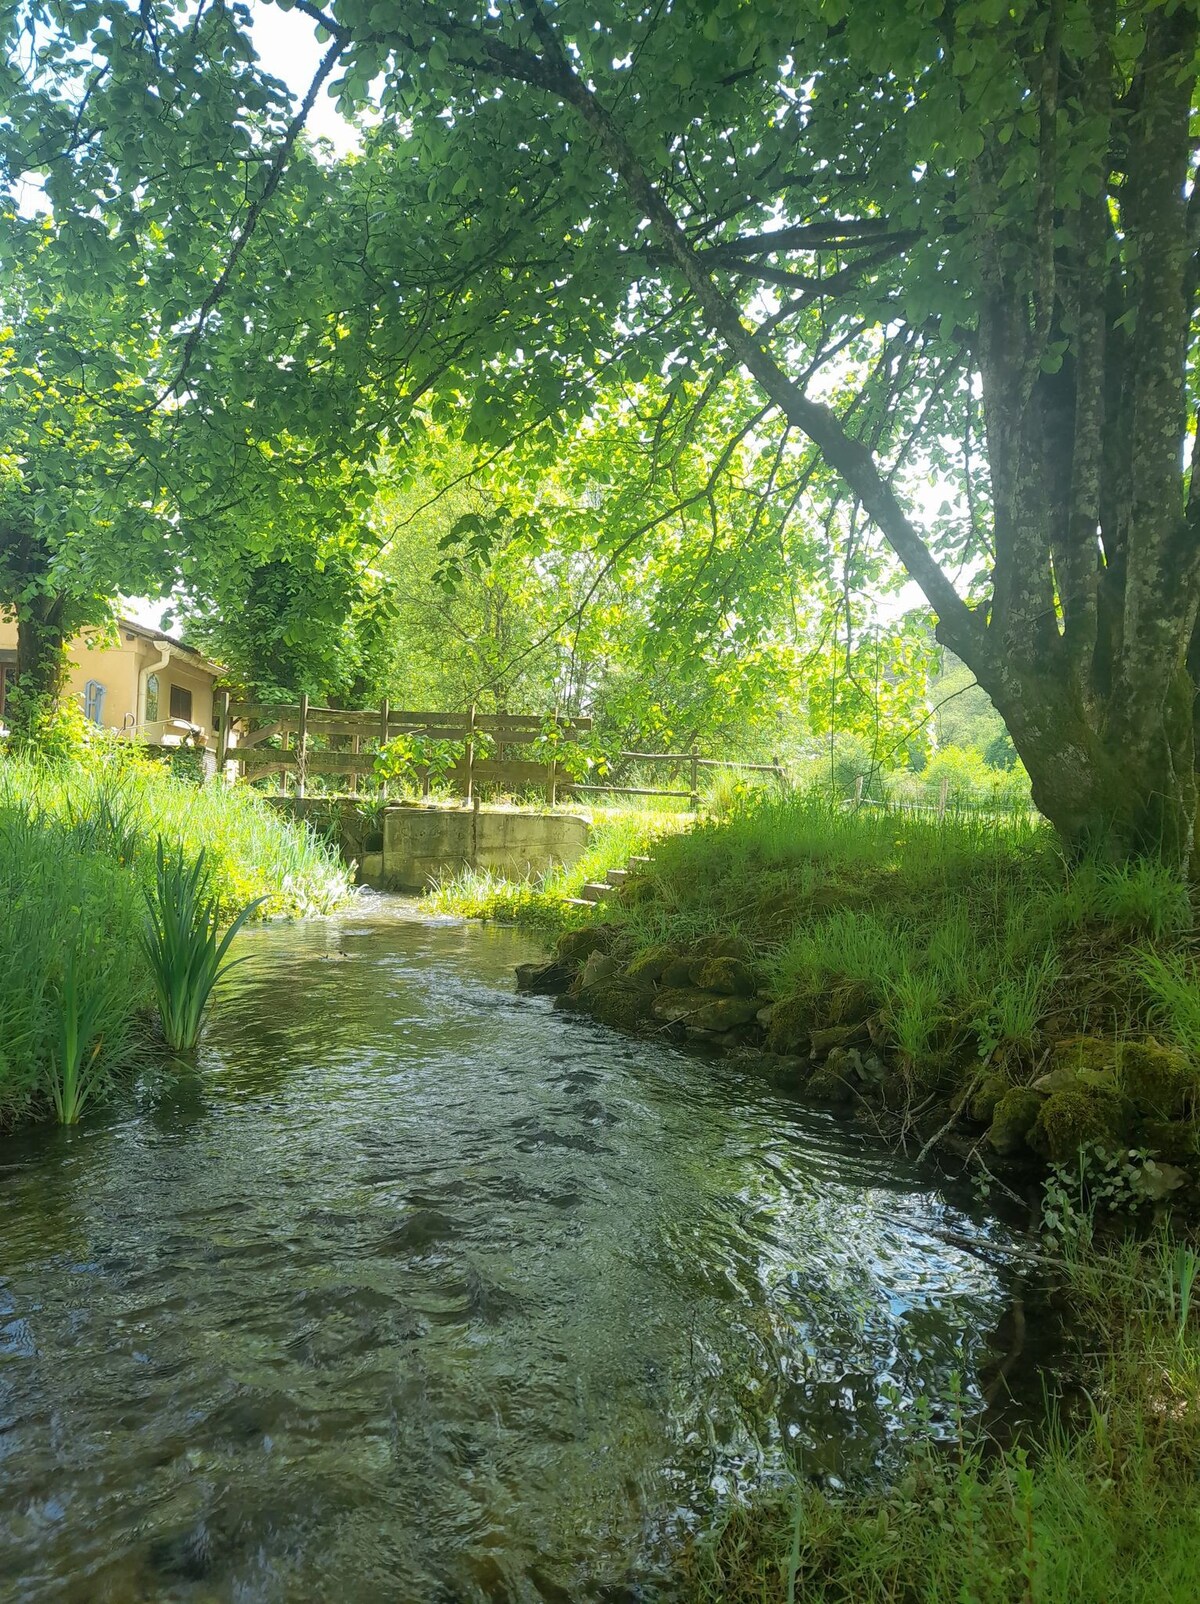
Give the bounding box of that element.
[142,840,266,1051]
[0,746,351,1128]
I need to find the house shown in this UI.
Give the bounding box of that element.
[0,615,226,751]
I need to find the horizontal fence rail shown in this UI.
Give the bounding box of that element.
[216,695,593,802]
[216,696,787,809]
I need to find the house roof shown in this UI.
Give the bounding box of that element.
[114,617,226,678]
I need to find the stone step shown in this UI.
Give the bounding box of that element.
[579,881,614,902]
[627,854,652,864]
[563,896,596,908]
[605,867,629,885]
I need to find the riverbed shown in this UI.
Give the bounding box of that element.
[0,897,1025,1602]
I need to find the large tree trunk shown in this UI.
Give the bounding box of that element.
[9,593,70,750]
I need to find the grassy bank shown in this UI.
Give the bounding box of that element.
[0,748,351,1130]
[679,1222,1200,1604]
[446,794,1200,1186]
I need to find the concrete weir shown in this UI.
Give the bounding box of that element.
[368,803,589,892]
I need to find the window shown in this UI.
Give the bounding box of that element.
[144,672,160,722]
[83,680,106,725]
[168,683,193,722]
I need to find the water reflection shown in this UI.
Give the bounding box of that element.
[0,897,1024,1602]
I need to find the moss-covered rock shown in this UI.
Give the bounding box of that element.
[624,944,681,988]
[660,956,698,988]
[1138,1119,1200,1163]
[691,933,757,963]
[1046,1035,1118,1077]
[987,1088,1044,1155]
[578,979,658,1032]
[967,1070,1011,1126]
[555,926,614,965]
[580,950,619,989]
[689,957,756,996]
[1118,1039,1200,1120]
[1030,1084,1132,1162]
[765,993,811,1055]
[652,988,760,1031]
[807,1059,857,1103]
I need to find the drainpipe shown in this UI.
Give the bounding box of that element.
[137,643,172,736]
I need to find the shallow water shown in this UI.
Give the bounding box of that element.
[1,898,1024,1603]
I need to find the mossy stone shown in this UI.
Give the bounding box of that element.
[1047,1035,1118,1076]
[691,934,757,963]
[825,980,873,1027]
[624,944,681,987]
[807,1062,856,1104]
[1138,1119,1200,1163]
[660,956,698,988]
[1030,1084,1132,1162]
[651,988,758,1031]
[555,926,614,965]
[688,957,756,996]
[1118,1039,1200,1120]
[967,1070,1010,1125]
[765,993,811,1055]
[579,979,658,1032]
[987,1088,1044,1156]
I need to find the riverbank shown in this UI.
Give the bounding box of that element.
[461,796,1200,1201]
[0,748,351,1131]
[436,794,1200,1600]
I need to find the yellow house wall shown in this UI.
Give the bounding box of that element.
[0,616,218,744]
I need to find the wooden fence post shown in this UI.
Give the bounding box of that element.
[855,774,864,808]
[378,697,390,800]
[938,775,949,819]
[464,703,477,805]
[689,743,700,812]
[215,688,230,777]
[350,733,360,796]
[297,693,309,799]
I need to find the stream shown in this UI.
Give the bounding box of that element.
[1,897,1028,1603]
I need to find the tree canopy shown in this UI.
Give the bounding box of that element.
[5,0,1200,864]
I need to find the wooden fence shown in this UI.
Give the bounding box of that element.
[216,695,592,803]
[215,696,787,809]
[574,748,787,811]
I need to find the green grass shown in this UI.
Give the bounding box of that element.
[677,1223,1200,1604]
[0,745,352,1127]
[142,839,267,1052]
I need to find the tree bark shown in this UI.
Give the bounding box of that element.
[9,593,71,749]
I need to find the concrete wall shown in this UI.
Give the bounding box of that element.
[380,804,590,892]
